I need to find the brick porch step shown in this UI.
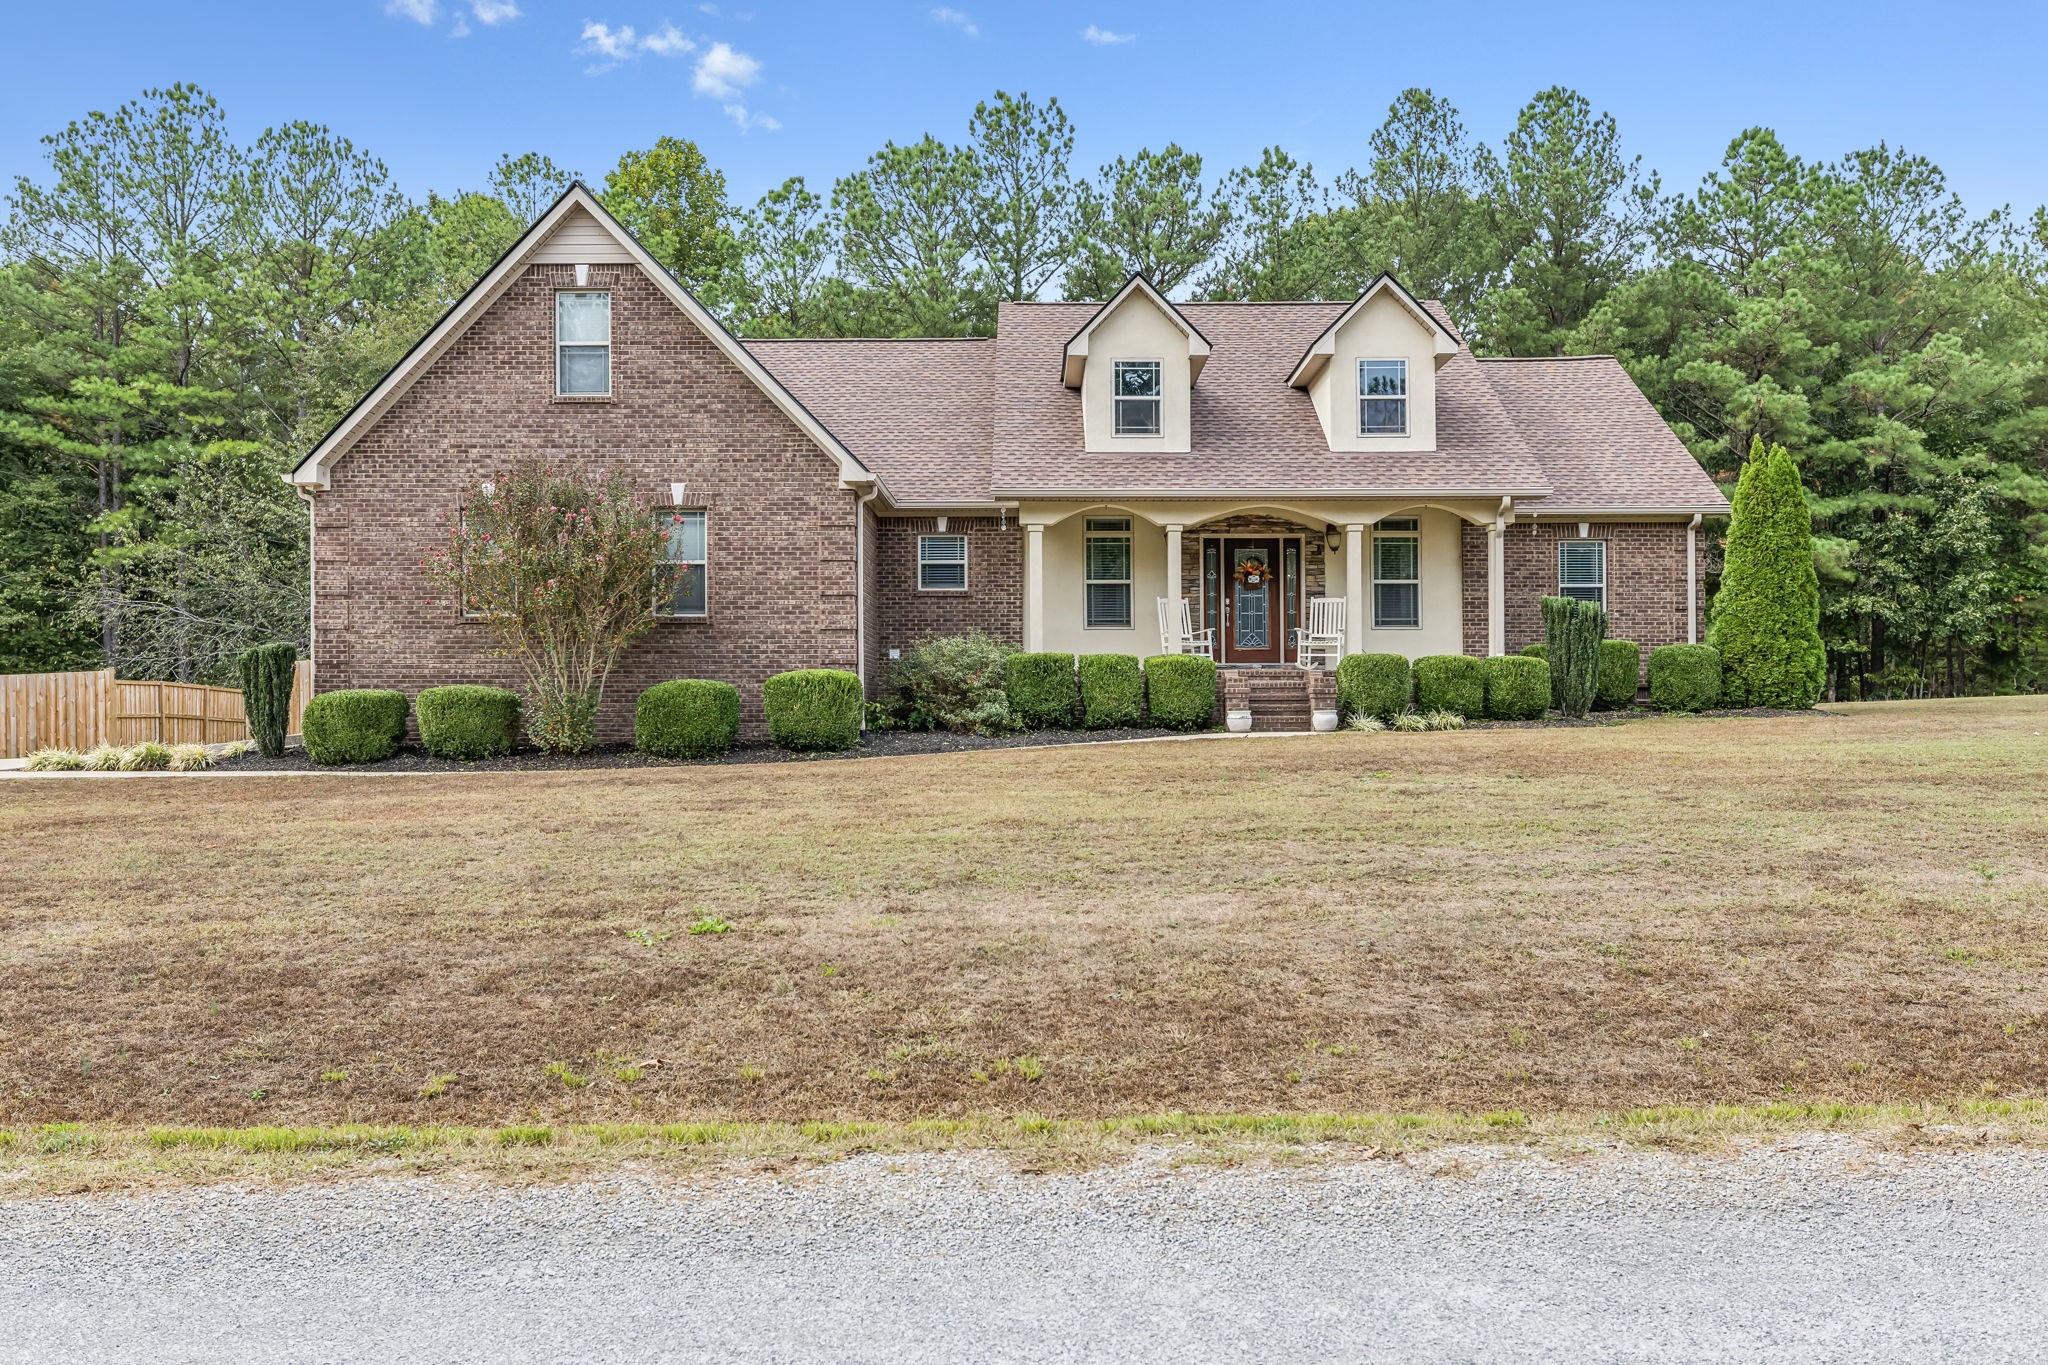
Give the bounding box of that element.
[1218,667,1336,732]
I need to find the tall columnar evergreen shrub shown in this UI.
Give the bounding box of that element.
[1708,439,1826,709]
[1413,655,1485,717]
[1143,654,1217,730]
[1004,652,1078,728]
[1596,640,1641,710]
[237,642,297,757]
[1335,653,1412,722]
[762,669,864,751]
[1077,654,1143,728]
[1541,595,1607,719]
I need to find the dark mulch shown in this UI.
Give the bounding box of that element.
[215,725,1190,772]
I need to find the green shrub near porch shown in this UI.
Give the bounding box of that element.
[763,669,863,751]
[1649,644,1722,713]
[1413,655,1484,718]
[1483,655,1551,721]
[1143,655,1217,730]
[1077,654,1143,729]
[1004,652,1078,728]
[636,680,741,758]
[1520,643,1549,661]
[1597,640,1642,710]
[417,685,522,759]
[1335,653,1411,723]
[301,689,409,765]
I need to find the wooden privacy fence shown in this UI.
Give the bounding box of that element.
[1,662,312,758]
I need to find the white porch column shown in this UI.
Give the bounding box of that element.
[1687,513,1701,643]
[1164,524,1183,637]
[1487,516,1505,656]
[1024,523,1046,652]
[1344,523,1365,655]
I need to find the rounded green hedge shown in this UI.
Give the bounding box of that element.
[1483,655,1551,720]
[1144,654,1217,730]
[416,685,522,759]
[301,689,409,765]
[1413,655,1485,718]
[1077,654,1143,729]
[1519,642,1549,660]
[636,680,741,758]
[1004,652,1078,729]
[1650,643,1722,713]
[1335,653,1412,723]
[1596,640,1641,710]
[762,668,863,751]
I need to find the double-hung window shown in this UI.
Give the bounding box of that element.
[1113,361,1162,437]
[1359,358,1408,435]
[1372,517,1421,629]
[1084,517,1132,628]
[1558,540,1606,608]
[654,509,707,617]
[557,291,612,395]
[917,533,968,591]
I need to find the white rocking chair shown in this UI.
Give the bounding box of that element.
[1293,596,1345,669]
[1157,597,1215,659]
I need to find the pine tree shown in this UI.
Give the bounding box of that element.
[1709,439,1826,708]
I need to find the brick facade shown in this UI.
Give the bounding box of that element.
[1460,520,1703,679]
[311,261,863,738]
[869,516,1024,677]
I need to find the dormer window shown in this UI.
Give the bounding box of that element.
[557,291,611,395]
[1113,361,1162,436]
[1359,359,1407,435]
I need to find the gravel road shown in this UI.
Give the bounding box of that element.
[4,1137,2045,1362]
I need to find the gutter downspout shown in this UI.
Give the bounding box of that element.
[1687,513,1702,644]
[855,486,883,720]
[296,485,318,687]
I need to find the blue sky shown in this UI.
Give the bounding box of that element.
[6,1,2046,219]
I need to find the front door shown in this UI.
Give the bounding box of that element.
[1222,538,1284,664]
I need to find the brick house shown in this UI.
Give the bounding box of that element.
[290,186,1727,735]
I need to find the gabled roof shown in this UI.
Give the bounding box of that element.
[288,183,875,494]
[1286,273,1462,388]
[1061,274,1212,387]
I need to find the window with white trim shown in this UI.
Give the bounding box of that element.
[557,291,611,395]
[1084,517,1132,628]
[1112,361,1162,436]
[1359,358,1408,435]
[1558,539,1606,608]
[918,533,968,590]
[654,509,707,617]
[1372,517,1420,629]
[458,505,510,619]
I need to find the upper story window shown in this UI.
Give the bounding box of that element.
[1558,540,1606,609]
[1113,361,1162,437]
[655,509,707,617]
[557,291,611,395]
[1359,358,1408,435]
[1372,517,1421,629]
[918,534,968,591]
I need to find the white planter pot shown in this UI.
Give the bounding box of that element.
[1311,708,1339,733]
[1226,710,1254,733]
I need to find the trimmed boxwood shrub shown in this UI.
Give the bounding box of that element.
[301,689,409,765]
[1413,655,1484,718]
[1483,655,1551,720]
[1597,640,1641,710]
[1520,643,1549,660]
[237,642,297,757]
[1077,654,1142,729]
[416,685,521,759]
[1650,644,1722,713]
[636,680,741,758]
[1005,652,1078,728]
[1144,655,1217,730]
[762,669,863,751]
[1335,653,1412,723]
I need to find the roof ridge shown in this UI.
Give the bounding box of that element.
[744,335,994,344]
[1476,353,1618,363]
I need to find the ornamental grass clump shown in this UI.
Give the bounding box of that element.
[1335,653,1411,723]
[423,462,661,755]
[237,642,298,758]
[1541,595,1607,719]
[887,633,1016,734]
[168,744,214,771]
[762,669,863,751]
[117,741,174,771]
[635,680,741,758]
[23,749,85,771]
[416,685,522,760]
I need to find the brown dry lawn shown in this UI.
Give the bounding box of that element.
[2,697,2044,1131]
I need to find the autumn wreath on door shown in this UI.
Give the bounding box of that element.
[1233,556,1271,588]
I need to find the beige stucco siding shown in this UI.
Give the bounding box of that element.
[1326,506,1467,657]
[1079,295,1193,453]
[1311,292,1440,453]
[1037,511,1171,655]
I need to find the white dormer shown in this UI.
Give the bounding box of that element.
[1064,275,1211,454]
[1288,274,1460,453]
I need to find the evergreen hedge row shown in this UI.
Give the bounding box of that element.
[301,689,409,765]
[1335,653,1412,722]
[1003,652,1079,728]
[1413,655,1484,718]
[636,680,741,758]
[416,685,522,759]
[763,669,863,751]
[1650,644,1722,712]
[1483,655,1551,720]
[1077,654,1143,728]
[1143,655,1217,730]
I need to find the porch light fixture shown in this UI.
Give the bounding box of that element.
[1324,525,1340,552]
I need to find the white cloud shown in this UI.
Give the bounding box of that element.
[930,7,978,38]
[385,0,438,23]
[450,13,470,36]
[470,0,521,23]
[692,41,761,98]
[1081,24,1135,44]
[639,21,694,55]
[723,104,782,133]
[579,20,639,66]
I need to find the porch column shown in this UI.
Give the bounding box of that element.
[1024,523,1045,652]
[1164,523,1183,637]
[1344,523,1365,654]
[1487,515,1505,656]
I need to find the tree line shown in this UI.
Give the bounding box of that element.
[3,83,2044,697]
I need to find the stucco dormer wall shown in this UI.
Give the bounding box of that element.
[1308,291,1440,453]
[1079,293,1193,453]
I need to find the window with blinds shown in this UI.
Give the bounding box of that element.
[1372,518,1420,629]
[1084,517,1132,628]
[654,509,708,617]
[1558,540,1606,607]
[917,534,968,590]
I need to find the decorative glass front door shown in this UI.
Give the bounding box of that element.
[1222,538,1284,664]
